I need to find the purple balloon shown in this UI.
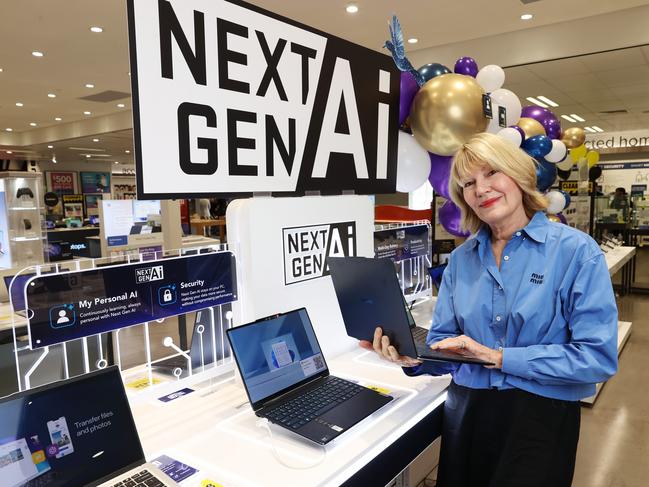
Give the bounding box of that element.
[399,72,419,125]
[454,56,479,78]
[557,213,567,225]
[439,200,470,237]
[428,153,453,199]
[520,106,562,140]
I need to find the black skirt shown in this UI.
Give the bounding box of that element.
[436,381,581,487]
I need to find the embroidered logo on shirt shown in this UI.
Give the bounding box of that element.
[530,272,544,284]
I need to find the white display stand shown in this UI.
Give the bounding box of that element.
[226,195,374,358]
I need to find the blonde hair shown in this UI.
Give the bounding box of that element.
[449,132,548,234]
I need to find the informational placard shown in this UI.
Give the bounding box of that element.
[128,0,399,198]
[46,171,78,194]
[374,224,429,262]
[62,194,84,218]
[80,172,111,194]
[24,251,237,348]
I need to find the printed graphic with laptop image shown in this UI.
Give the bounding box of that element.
[327,256,493,366]
[227,308,393,445]
[0,366,178,487]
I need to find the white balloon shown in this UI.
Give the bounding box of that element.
[486,89,522,133]
[396,132,432,193]
[476,64,505,93]
[545,139,568,163]
[546,190,566,215]
[556,158,574,171]
[496,127,523,147]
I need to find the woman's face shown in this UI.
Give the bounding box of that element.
[460,164,526,228]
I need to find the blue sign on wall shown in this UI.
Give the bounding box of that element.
[25,251,237,348]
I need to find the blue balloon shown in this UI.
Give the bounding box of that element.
[536,159,557,192]
[522,135,552,159]
[417,63,451,83]
[560,190,571,209]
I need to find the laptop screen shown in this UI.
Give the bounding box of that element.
[0,367,144,487]
[228,308,328,406]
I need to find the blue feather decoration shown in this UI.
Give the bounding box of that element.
[383,15,425,86]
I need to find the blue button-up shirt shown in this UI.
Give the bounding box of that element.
[416,212,618,401]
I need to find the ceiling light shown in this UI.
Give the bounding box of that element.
[84,111,91,115]
[90,26,103,33]
[592,126,604,133]
[0,68,3,72]
[561,115,576,123]
[537,95,558,107]
[54,117,62,121]
[15,102,23,107]
[117,103,125,108]
[29,122,37,127]
[584,127,597,133]
[32,51,44,57]
[47,93,56,98]
[6,151,12,154]
[114,161,120,164]
[520,14,533,20]
[345,4,358,14]
[85,83,94,88]
[526,97,548,108]
[125,150,131,154]
[47,145,53,148]
[5,128,13,132]
[52,157,57,163]
[570,114,585,122]
[86,155,91,158]
[93,138,99,142]
[407,38,418,44]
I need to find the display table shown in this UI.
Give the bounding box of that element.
[604,245,636,295]
[190,218,226,241]
[126,349,449,487]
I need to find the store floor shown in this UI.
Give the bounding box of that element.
[407,249,649,487]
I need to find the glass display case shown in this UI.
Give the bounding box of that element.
[0,171,47,269]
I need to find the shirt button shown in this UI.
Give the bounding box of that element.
[503,255,509,261]
[496,315,501,322]
[498,285,503,290]
[515,231,521,236]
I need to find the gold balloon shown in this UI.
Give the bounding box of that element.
[517,117,546,139]
[561,127,586,148]
[587,150,600,167]
[570,144,587,162]
[410,73,488,156]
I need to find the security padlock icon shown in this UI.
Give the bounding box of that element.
[163,289,172,302]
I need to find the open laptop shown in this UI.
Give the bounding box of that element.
[154,306,231,374]
[0,366,178,487]
[227,308,393,445]
[327,256,493,366]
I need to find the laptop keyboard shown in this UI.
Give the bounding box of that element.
[265,377,363,430]
[412,326,428,344]
[111,469,166,487]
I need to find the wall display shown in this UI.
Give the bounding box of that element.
[46,171,79,194]
[374,224,429,262]
[80,172,111,194]
[24,251,237,348]
[596,161,649,194]
[128,0,400,198]
[84,194,103,216]
[62,194,84,219]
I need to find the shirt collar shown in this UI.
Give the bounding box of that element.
[465,211,548,249]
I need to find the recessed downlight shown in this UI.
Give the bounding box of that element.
[85,83,95,88]
[90,26,103,33]
[114,161,120,164]
[86,154,91,158]
[83,111,91,115]
[32,51,44,57]
[0,68,3,72]
[6,151,12,154]
[5,128,13,132]
[407,38,418,44]
[521,14,533,20]
[47,145,53,148]
[125,150,131,154]
[93,138,99,142]
[55,117,62,121]
[29,122,37,127]
[345,4,358,14]
[117,103,125,108]
[15,102,23,107]
[47,93,56,98]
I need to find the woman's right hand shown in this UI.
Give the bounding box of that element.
[359,326,422,368]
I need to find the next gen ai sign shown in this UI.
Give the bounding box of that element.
[128,0,400,198]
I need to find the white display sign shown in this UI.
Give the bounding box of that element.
[585,129,649,150]
[128,0,399,198]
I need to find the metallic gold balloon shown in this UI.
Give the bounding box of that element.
[561,127,586,148]
[410,73,488,156]
[587,150,600,168]
[517,117,546,139]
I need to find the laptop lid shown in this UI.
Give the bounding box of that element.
[327,256,418,357]
[0,367,145,487]
[227,308,329,411]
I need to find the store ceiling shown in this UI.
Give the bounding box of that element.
[1,0,649,164]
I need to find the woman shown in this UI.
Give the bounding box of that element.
[361,132,617,486]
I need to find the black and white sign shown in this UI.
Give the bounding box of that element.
[282,222,356,285]
[128,0,400,198]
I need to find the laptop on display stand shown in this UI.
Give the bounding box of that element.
[226,308,393,445]
[327,256,493,366]
[0,366,178,487]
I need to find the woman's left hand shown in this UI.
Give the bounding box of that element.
[430,335,503,369]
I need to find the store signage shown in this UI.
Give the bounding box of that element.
[44,192,59,207]
[24,251,237,348]
[47,172,77,193]
[80,172,111,194]
[599,161,649,170]
[128,0,400,198]
[374,224,429,262]
[585,131,649,150]
[282,221,356,285]
[559,181,594,195]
